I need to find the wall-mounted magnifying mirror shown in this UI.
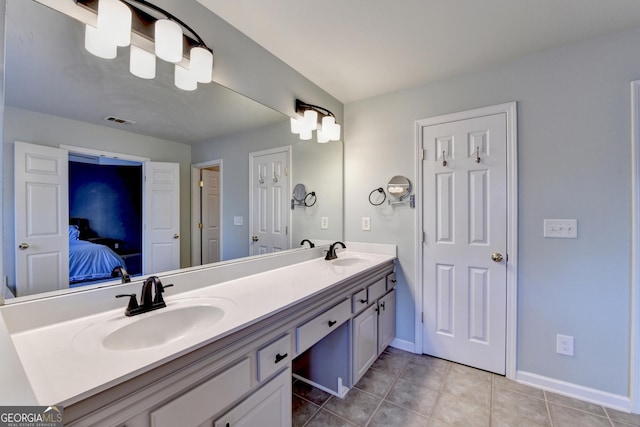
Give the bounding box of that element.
[291,183,317,209]
[387,176,411,200]
[293,184,307,203]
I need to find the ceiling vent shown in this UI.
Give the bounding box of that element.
[104,115,136,125]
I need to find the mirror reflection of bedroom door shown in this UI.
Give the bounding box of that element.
[14,141,69,296]
[143,162,180,274]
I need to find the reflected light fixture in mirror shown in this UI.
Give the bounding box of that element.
[290,99,341,143]
[76,0,214,91]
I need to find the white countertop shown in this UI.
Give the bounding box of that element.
[1,245,395,406]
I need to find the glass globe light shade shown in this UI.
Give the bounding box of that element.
[130,45,156,79]
[190,47,213,83]
[174,64,197,91]
[155,19,183,63]
[85,24,117,59]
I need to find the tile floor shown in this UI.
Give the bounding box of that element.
[292,348,640,427]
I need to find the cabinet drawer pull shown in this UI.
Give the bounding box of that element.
[328,320,337,327]
[380,301,386,311]
[274,353,288,364]
[359,298,368,304]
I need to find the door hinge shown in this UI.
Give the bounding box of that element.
[422,231,426,243]
[285,167,289,176]
[421,312,424,323]
[286,226,288,235]
[198,223,203,229]
[199,180,204,187]
[420,148,426,161]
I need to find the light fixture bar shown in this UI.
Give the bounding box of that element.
[74,0,213,59]
[292,99,341,142]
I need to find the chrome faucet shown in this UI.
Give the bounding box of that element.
[111,266,131,283]
[325,241,346,260]
[300,239,315,248]
[116,275,173,317]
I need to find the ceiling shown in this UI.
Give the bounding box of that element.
[197,0,640,103]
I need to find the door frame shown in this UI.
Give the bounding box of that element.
[414,102,518,379]
[191,159,223,266]
[630,80,640,412]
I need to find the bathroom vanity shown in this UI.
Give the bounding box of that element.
[0,243,396,426]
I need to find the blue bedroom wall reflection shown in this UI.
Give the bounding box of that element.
[68,160,143,275]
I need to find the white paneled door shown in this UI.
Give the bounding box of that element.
[250,148,290,256]
[201,168,220,264]
[14,141,69,296]
[144,162,180,274]
[421,112,508,374]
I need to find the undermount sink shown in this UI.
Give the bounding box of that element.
[73,297,235,353]
[332,257,367,267]
[104,305,225,351]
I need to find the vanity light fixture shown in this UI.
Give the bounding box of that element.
[290,99,341,143]
[76,0,214,91]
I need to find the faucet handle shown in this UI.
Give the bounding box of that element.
[116,294,139,317]
[153,282,174,305]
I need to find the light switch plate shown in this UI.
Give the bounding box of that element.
[233,216,243,226]
[544,219,577,238]
[321,217,329,229]
[362,217,371,231]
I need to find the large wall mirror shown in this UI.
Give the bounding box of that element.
[2,0,343,302]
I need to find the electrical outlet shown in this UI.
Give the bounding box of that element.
[544,219,577,238]
[321,217,329,229]
[557,334,574,356]
[362,217,371,231]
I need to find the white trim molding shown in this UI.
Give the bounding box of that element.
[630,80,640,413]
[517,370,631,413]
[414,102,518,378]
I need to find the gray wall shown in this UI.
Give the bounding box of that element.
[345,27,640,395]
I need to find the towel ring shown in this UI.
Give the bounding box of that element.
[369,187,386,206]
[303,191,317,207]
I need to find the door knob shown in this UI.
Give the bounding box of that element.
[252,236,259,242]
[491,252,503,262]
[173,234,179,239]
[18,243,29,250]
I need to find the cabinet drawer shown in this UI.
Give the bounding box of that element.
[150,358,250,427]
[297,299,350,354]
[386,272,397,291]
[257,334,291,382]
[352,288,368,313]
[367,278,387,302]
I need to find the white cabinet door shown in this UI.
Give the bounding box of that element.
[352,303,378,384]
[214,368,291,427]
[377,289,396,354]
[143,162,180,274]
[14,141,69,296]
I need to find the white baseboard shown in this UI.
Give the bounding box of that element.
[516,370,631,412]
[390,338,416,353]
